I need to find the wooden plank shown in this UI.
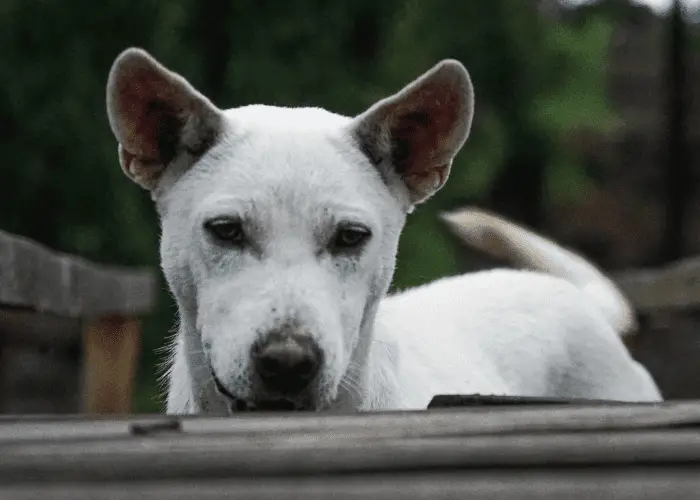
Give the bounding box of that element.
[1,404,700,482]
[0,229,156,316]
[82,316,141,414]
[2,401,700,443]
[3,428,700,481]
[613,256,700,311]
[3,469,700,500]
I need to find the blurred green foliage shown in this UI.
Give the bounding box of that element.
[0,0,636,412]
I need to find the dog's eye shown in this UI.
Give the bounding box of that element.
[332,225,371,251]
[205,219,245,245]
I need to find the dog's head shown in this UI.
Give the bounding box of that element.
[106,48,474,411]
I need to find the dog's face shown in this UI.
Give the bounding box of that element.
[158,109,410,410]
[106,49,473,411]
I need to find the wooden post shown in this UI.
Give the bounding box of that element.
[82,315,141,414]
[0,230,155,415]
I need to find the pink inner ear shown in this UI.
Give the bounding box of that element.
[390,81,461,181]
[114,65,185,161]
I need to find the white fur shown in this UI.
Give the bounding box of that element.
[440,207,638,336]
[105,49,662,415]
[364,270,661,410]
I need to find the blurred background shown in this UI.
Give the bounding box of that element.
[0,0,698,413]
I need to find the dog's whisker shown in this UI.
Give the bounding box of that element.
[341,369,361,388]
[338,380,360,400]
[338,370,363,400]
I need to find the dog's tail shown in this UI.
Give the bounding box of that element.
[440,207,637,337]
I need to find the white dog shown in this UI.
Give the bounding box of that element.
[105,48,661,414]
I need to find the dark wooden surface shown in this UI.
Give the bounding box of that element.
[628,310,700,399]
[0,309,81,345]
[427,394,634,408]
[0,310,82,413]
[0,229,156,318]
[1,403,700,498]
[0,343,81,414]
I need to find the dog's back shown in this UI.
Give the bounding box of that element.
[367,211,661,410]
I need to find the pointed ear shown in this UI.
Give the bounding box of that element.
[352,60,474,206]
[106,48,223,190]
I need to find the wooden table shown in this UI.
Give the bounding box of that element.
[1,401,699,498]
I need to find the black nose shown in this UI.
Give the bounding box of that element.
[253,333,322,396]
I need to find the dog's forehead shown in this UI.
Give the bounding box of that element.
[224,104,351,131]
[216,105,359,181]
[177,105,396,222]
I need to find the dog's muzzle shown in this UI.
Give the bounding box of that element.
[212,330,324,412]
[212,374,316,412]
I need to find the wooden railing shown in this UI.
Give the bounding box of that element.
[0,229,156,414]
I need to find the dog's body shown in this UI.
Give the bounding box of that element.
[106,49,661,415]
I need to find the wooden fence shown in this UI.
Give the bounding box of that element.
[0,229,156,414]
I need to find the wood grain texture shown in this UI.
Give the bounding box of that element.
[2,401,700,443]
[0,403,699,482]
[1,401,699,441]
[4,428,700,481]
[1,404,699,498]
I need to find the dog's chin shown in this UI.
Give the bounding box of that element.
[212,372,319,413]
[226,396,317,413]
